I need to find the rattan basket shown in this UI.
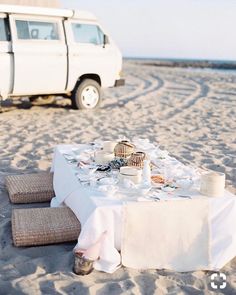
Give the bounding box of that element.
[114,141,135,158]
[127,151,146,168]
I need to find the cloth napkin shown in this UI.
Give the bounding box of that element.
[121,199,210,271]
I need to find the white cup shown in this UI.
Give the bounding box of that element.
[102,141,117,153]
[95,151,114,165]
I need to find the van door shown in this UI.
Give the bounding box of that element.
[0,14,13,99]
[65,20,120,90]
[9,15,67,96]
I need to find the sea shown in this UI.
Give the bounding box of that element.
[125,57,236,74]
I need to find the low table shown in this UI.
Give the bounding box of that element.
[51,144,236,273]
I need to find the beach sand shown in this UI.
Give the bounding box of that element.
[0,60,235,294]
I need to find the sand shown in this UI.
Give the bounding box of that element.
[0,60,235,294]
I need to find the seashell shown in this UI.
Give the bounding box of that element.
[114,141,135,158]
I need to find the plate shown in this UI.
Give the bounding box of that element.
[161,184,177,192]
[97,177,117,185]
[151,175,165,188]
[175,179,193,189]
[152,181,163,188]
[118,184,152,196]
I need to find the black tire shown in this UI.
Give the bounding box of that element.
[71,79,101,110]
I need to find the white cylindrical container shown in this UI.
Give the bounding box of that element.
[94,151,114,165]
[200,171,225,197]
[102,141,117,153]
[119,167,142,184]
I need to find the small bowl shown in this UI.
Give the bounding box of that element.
[161,184,177,192]
[119,166,142,176]
[176,179,193,190]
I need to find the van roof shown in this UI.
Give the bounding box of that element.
[0,4,97,21]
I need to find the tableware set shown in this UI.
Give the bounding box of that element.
[65,140,226,199]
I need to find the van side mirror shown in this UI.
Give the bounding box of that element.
[103,35,109,47]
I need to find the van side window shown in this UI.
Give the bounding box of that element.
[0,18,10,41]
[15,20,59,40]
[72,23,104,45]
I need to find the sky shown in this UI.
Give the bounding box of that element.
[61,0,236,61]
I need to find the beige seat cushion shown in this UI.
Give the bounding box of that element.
[5,172,55,203]
[12,207,81,247]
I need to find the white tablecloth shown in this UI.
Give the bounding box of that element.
[51,144,236,273]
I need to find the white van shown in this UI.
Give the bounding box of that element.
[0,4,125,109]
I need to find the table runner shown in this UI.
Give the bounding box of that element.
[122,199,210,271]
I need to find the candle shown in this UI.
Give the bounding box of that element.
[200,171,225,197]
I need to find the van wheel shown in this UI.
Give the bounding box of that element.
[71,79,101,110]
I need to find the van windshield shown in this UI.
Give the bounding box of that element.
[72,23,104,45]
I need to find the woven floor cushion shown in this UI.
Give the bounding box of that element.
[5,172,55,203]
[12,207,81,247]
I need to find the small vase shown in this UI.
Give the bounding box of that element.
[142,159,151,185]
